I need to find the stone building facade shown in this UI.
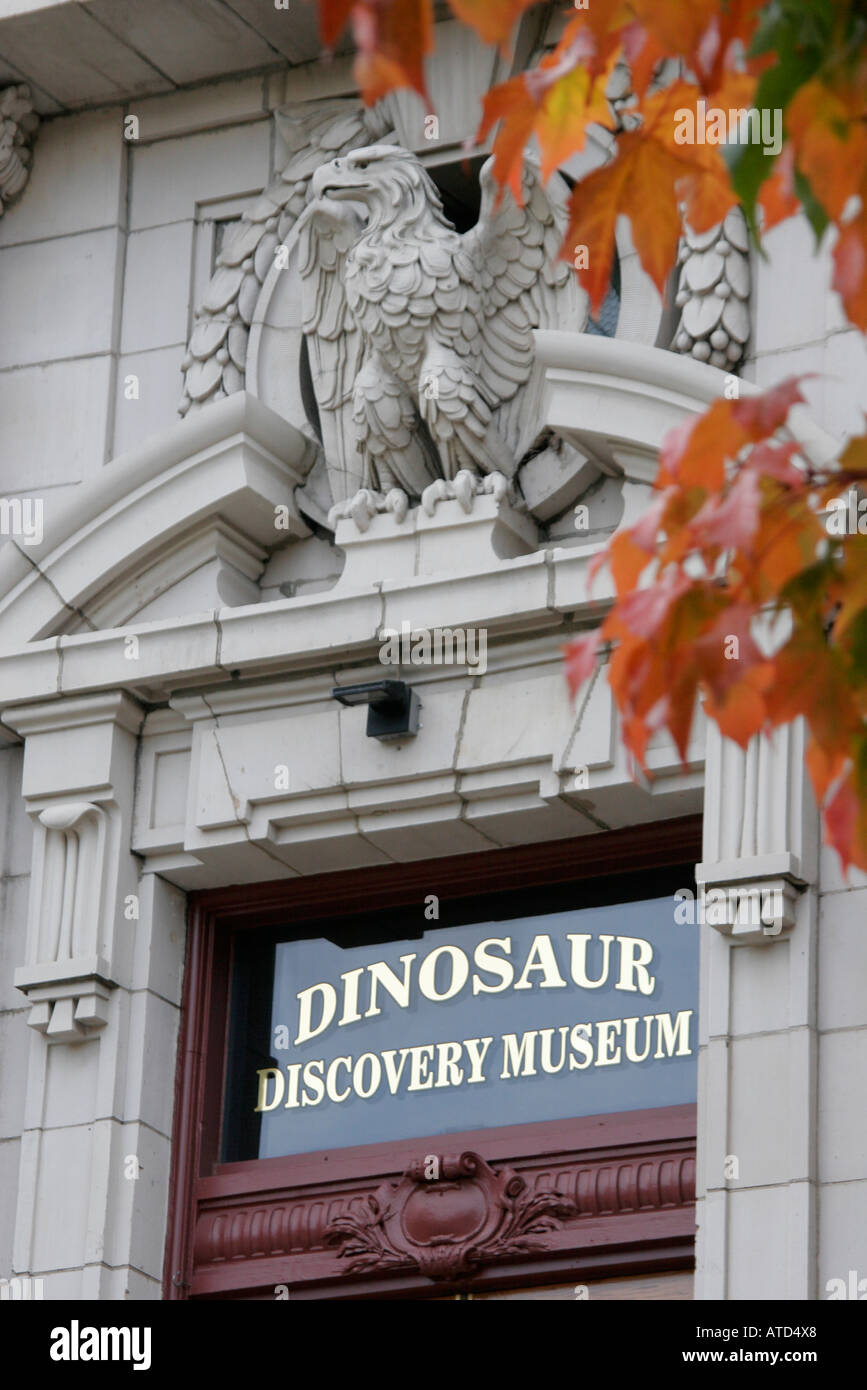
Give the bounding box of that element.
[0,1,864,1301]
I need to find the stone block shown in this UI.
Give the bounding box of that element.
[340,683,468,786]
[0,1138,20,1274]
[464,796,593,846]
[0,875,30,1012]
[0,746,31,878]
[129,875,186,1006]
[823,329,867,441]
[130,75,267,142]
[0,356,113,489]
[111,344,187,458]
[0,107,125,248]
[29,1124,92,1271]
[818,1028,867,1183]
[42,1035,100,1130]
[101,1121,171,1282]
[751,215,829,357]
[725,1183,799,1299]
[0,229,122,370]
[457,671,574,773]
[819,847,867,894]
[191,708,342,830]
[727,1032,796,1188]
[729,936,792,1036]
[121,221,195,355]
[0,1011,28,1140]
[129,120,271,231]
[118,991,180,1137]
[819,888,867,1030]
[818,1179,867,1296]
[359,803,493,862]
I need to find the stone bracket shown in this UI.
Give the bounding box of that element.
[694,868,804,944]
[17,975,115,1044]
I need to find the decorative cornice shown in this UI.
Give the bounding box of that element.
[3,690,145,739]
[187,1110,697,1295]
[0,84,38,219]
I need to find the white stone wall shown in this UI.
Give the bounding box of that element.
[0,744,31,1279]
[746,215,867,442]
[816,850,867,1296]
[0,70,311,517]
[1,46,866,1301]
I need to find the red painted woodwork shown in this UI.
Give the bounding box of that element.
[164,818,701,1300]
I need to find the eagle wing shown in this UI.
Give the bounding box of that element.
[297,197,370,506]
[461,157,588,466]
[299,193,440,506]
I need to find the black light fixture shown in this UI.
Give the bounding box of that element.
[331,680,421,741]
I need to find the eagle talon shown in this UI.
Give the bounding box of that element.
[421,479,451,517]
[482,471,510,505]
[384,488,409,523]
[452,470,476,513]
[329,487,411,532]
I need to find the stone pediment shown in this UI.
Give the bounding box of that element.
[0,392,315,648]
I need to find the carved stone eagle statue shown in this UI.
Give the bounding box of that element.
[297,144,587,525]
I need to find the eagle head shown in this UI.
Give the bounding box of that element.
[309,144,443,229]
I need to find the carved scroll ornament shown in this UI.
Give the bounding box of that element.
[324,1151,575,1282]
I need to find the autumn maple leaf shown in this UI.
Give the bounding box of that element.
[476,18,617,203]
[564,80,738,313]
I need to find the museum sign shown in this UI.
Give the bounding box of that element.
[232,895,698,1158]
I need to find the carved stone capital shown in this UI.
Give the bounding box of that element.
[0,85,38,218]
[13,799,119,1041]
[697,720,818,945]
[324,1151,575,1282]
[4,692,146,1042]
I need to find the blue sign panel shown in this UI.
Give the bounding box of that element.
[251,893,697,1158]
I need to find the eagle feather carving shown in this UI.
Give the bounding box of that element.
[297,144,587,523]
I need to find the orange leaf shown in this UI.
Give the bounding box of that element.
[564,81,737,311]
[535,60,618,184]
[620,20,667,99]
[689,468,762,553]
[692,0,765,96]
[833,208,867,333]
[806,738,848,807]
[345,0,434,104]
[627,0,717,58]
[758,143,800,234]
[476,25,617,203]
[786,78,867,222]
[476,77,537,204]
[608,528,656,595]
[447,0,538,50]
[730,376,806,435]
[319,0,356,47]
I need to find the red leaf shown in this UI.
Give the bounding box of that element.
[833,210,867,333]
[563,631,603,699]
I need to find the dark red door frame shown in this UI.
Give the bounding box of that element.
[164,817,701,1300]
